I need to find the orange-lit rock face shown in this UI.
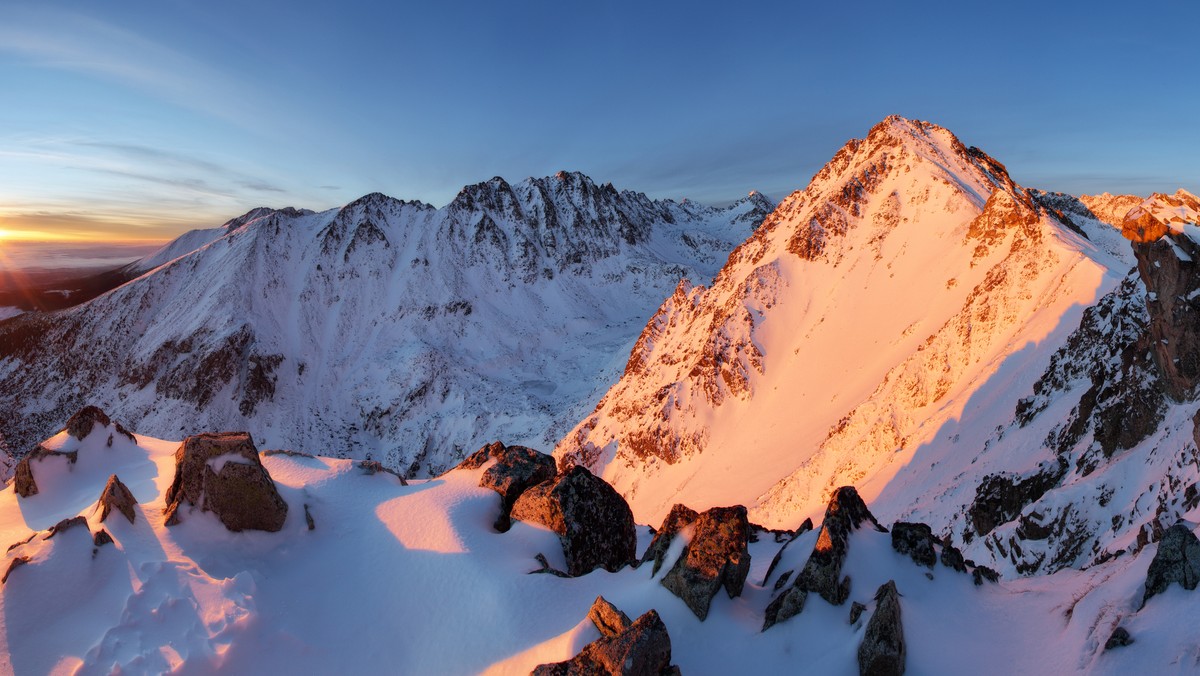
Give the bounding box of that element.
[1122,209,1169,243]
[1121,190,1200,243]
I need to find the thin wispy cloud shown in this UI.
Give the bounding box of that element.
[0,7,267,133]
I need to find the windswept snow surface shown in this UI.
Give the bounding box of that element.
[0,426,1194,674]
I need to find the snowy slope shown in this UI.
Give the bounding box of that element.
[1,422,1195,674]
[0,174,771,476]
[556,116,1135,531]
[125,208,280,275]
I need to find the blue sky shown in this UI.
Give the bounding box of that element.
[0,0,1197,241]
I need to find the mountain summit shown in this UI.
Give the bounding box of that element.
[555,115,1132,527]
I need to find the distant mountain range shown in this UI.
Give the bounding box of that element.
[0,172,772,475]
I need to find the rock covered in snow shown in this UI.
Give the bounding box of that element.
[163,432,288,532]
[857,580,905,676]
[659,505,751,621]
[95,474,138,524]
[1142,522,1200,606]
[764,487,883,630]
[533,607,678,676]
[459,441,557,531]
[510,465,636,576]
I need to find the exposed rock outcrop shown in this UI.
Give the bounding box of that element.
[762,518,814,585]
[533,608,678,676]
[641,504,699,575]
[2,556,29,584]
[891,522,938,568]
[510,465,636,576]
[65,405,111,440]
[1131,216,1200,400]
[459,441,556,531]
[46,516,88,539]
[13,445,78,498]
[95,475,137,524]
[858,580,905,676]
[1142,522,1200,606]
[92,529,113,550]
[162,432,288,532]
[1105,627,1133,650]
[660,505,751,621]
[587,596,632,638]
[764,487,884,630]
[972,566,1000,586]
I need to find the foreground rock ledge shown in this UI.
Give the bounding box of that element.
[163,432,288,532]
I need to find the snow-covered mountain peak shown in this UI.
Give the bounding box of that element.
[0,171,769,478]
[556,115,1131,528]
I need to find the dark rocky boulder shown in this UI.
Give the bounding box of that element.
[65,405,110,440]
[459,441,556,531]
[533,608,678,676]
[850,601,867,625]
[95,474,137,524]
[1142,522,1200,606]
[891,522,937,568]
[13,445,79,498]
[764,487,884,630]
[940,538,967,572]
[587,596,632,638]
[1105,627,1133,650]
[660,505,751,621]
[858,580,905,676]
[92,528,114,550]
[510,465,636,576]
[163,432,288,532]
[972,566,1000,586]
[641,504,699,575]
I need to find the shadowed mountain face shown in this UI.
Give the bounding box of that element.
[0,172,772,476]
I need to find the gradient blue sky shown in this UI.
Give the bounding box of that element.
[1,0,1197,241]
